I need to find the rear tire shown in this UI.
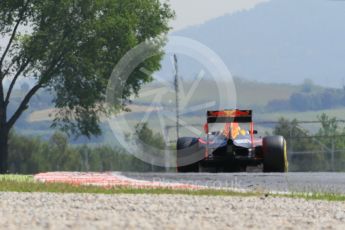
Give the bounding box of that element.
[176,137,203,172]
[263,136,288,173]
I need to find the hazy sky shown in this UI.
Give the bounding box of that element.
[167,0,270,30]
[0,0,269,47]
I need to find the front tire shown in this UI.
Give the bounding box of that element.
[263,136,288,173]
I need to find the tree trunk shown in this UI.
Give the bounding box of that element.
[0,128,9,174]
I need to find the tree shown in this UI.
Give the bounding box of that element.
[317,113,338,137]
[316,113,345,171]
[134,122,166,171]
[0,0,174,173]
[273,117,322,171]
[273,117,299,138]
[134,123,165,150]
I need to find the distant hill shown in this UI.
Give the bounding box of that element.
[27,78,300,122]
[18,77,345,143]
[174,0,345,88]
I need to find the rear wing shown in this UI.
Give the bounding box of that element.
[207,110,252,123]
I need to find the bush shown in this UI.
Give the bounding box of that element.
[7,131,156,174]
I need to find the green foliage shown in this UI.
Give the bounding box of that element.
[274,114,345,172]
[7,122,167,174]
[134,123,165,149]
[130,123,166,171]
[316,114,345,170]
[7,131,156,174]
[0,0,174,137]
[0,0,174,173]
[317,113,338,137]
[273,118,299,138]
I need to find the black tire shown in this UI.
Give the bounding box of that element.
[176,137,203,172]
[263,136,288,173]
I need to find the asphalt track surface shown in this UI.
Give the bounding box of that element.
[121,172,345,194]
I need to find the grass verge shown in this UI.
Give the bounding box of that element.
[0,175,258,196]
[1,175,345,202]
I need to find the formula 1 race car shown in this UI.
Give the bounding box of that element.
[176,110,288,173]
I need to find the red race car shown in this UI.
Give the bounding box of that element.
[176,110,288,173]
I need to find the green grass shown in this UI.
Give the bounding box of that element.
[283,193,345,202]
[0,175,257,196]
[0,175,34,183]
[1,175,345,202]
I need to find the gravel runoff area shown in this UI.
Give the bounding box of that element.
[1,192,345,230]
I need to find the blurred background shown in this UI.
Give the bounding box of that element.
[3,0,345,173]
